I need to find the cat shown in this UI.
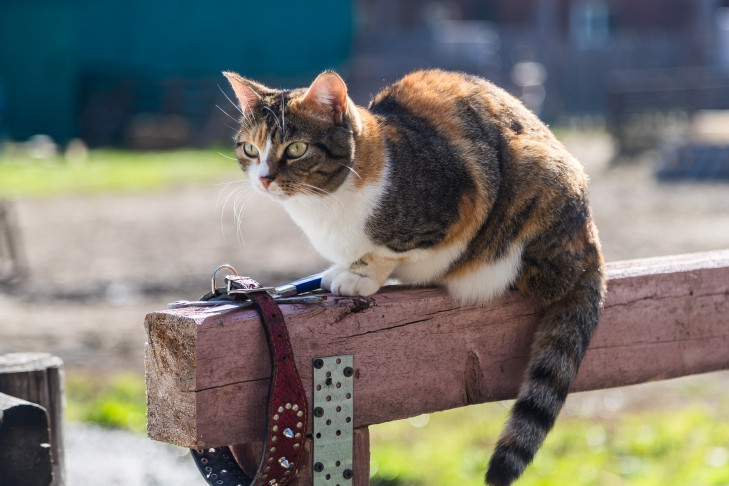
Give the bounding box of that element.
[223,68,605,486]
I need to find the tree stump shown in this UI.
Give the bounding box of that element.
[0,353,65,485]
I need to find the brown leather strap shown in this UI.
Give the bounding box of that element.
[192,282,308,486]
[247,290,309,485]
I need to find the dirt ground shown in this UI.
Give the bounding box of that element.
[2,131,729,373]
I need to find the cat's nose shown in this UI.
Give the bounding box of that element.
[259,174,274,190]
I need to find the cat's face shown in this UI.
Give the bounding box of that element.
[224,71,360,200]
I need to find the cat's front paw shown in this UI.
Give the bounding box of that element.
[322,266,380,297]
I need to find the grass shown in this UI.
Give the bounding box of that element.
[64,371,729,486]
[65,371,147,435]
[0,148,240,198]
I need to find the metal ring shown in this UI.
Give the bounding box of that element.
[211,264,238,295]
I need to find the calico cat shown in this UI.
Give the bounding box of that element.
[223,68,605,486]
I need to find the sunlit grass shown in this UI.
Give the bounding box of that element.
[370,390,729,486]
[64,371,729,486]
[65,371,147,435]
[0,148,239,198]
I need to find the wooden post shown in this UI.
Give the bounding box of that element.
[145,250,729,484]
[0,392,52,485]
[0,353,65,486]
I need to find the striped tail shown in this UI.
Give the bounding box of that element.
[485,262,605,486]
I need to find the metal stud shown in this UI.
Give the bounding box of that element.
[293,443,300,450]
[278,406,284,413]
[292,404,299,411]
[273,414,279,421]
[296,422,303,429]
[297,410,304,417]
[272,425,279,432]
[285,403,292,410]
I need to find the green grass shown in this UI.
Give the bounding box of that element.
[65,371,147,435]
[370,396,729,486]
[0,148,240,198]
[65,371,729,485]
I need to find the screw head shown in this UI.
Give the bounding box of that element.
[343,469,353,479]
[343,367,354,377]
[313,358,324,369]
[314,462,324,472]
[314,407,324,417]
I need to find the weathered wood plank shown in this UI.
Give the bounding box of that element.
[0,353,65,485]
[146,250,729,448]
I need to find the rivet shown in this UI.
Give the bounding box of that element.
[343,469,353,479]
[278,406,284,413]
[314,407,324,417]
[314,462,324,472]
[297,410,304,417]
[292,404,299,411]
[343,367,354,377]
[285,403,292,410]
[313,358,324,369]
[272,425,279,432]
[273,414,280,421]
[325,377,333,386]
[296,422,303,429]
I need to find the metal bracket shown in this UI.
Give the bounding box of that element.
[312,355,354,486]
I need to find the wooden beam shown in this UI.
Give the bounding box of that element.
[0,353,65,485]
[0,392,52,486]
[145,250,729,448]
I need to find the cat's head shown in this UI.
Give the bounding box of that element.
[223,71,362,200]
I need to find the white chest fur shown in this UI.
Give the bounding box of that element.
[282,177,386,266]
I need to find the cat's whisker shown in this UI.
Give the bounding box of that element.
[216,104,241,124]
[217,152,237,161]
[340,163,363,181]
[218,84,244,116]
[262,105,283,137]
[218,181,246,240]
[281,92,286,140]
[295,182,332,197]
[233,190,256,243]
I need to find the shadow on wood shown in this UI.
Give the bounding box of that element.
[0,392,52,485]
[0,353,65,485]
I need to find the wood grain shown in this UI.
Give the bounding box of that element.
[145,250,729,448]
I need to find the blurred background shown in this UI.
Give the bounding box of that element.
[1,0,728,485]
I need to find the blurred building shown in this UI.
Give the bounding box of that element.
[350,0,728,122]
[2,0,729,148]
[0,0,353,147]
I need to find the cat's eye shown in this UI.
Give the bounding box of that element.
[242,143,259,158]
[285,142,308,159]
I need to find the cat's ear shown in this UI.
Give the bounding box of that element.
[302,71,349,124]
[223,71,262,114]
